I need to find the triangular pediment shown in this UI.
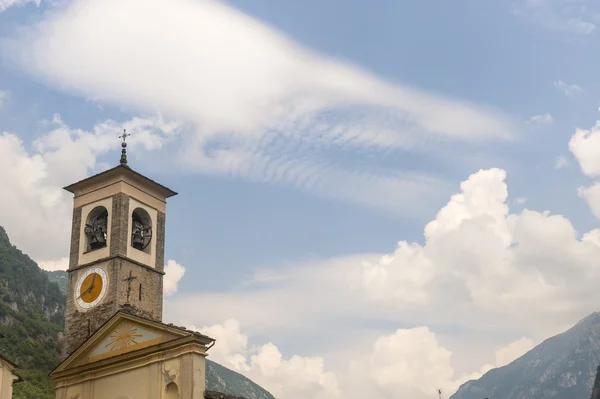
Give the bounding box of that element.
[53,312,195,374]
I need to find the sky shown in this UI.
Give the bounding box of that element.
[2,0,600,398]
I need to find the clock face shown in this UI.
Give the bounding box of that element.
[75,267,108,310]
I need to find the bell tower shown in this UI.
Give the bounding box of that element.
[62,133,177,355]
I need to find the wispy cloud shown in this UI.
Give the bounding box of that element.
[528,113,554,124]
[554,80,584,96]
[0,90,8,107]
[3,0,520,214]
[0,0,41,12]
[512,0,596,36]
[555,154,571,169]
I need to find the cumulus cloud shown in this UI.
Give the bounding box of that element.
[167,167,600,366]
[569,121,600,177]
[164,260,186,297]
[569,120,600,219]
[493,337,535,367]
[1,0,519,214]
[554,80,584,97]
[0,115,180,265]
[190,319,341,399]
[165,165,600,397]
[185,318,535,399]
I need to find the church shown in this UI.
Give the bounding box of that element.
[46,136,244,399]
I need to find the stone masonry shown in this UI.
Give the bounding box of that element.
[110,192,130,258]
[64,194,166,356]
[67,207,82,270]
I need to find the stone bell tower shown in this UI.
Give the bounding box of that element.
[62,132,177,355]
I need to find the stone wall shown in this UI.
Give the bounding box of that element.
[116,258,163,322]
[64,256,164,356]
[110,193,130,258]
[68,207,82,270]
[64,191,166,356]
[156,211,166,273]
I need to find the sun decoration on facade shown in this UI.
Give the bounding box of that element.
[105,323,143,351]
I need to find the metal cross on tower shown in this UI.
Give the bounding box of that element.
[119,129,131,166]
[122,270,137,303]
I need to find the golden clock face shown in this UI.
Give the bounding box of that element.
[75,267,108,309]
[79,273,103,303]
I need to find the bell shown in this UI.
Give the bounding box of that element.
[132,226,144,250]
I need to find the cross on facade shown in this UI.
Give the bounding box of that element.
[122,271,137,303]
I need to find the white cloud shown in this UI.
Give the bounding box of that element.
[578,183,600,220]
[493,337,535,368]
[191,319,341,399]
[0,115,180,265]
[513,197,527,205]
[513,1,596,36]
[554,80,584,97]
[37,257,68,271]
[569,120,600,177]
[366,327,456,397]
[166,166,600,397]
[185,318,536,399]
[0,0,40,12]
[0,90,8,107]
[2,0,519,213]
[555,154,571,169]
[569,120,600,219]
[164,260,186,297]
[528,113,554,124]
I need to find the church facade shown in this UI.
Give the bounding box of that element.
[50,140,238,399]
[0,353,21,399]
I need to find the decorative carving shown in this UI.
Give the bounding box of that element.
[105,323,143,351]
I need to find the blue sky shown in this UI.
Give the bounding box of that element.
[2,0,600,398]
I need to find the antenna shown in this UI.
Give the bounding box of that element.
[438,389,443,399]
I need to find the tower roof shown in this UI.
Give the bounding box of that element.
[63,164,177,199]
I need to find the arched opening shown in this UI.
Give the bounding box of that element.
[165,382,179,399]
[84,206,108,251]
[131,207,152,253]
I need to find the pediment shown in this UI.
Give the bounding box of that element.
[54,312,193,373]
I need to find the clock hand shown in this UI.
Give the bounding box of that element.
[77,284,93,300]
[77,274,97,300]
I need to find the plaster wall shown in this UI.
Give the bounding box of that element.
[0,360,19,399]
[74,180,167,213]
[55,351,207,399]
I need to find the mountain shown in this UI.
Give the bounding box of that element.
[206,359,275,399]
[451,313,600,399]
[44,270,67,295]
[0,226,275,399]
[0,226,65,399]
[591,365,600,399]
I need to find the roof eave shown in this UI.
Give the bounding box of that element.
[63,165,178,198]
